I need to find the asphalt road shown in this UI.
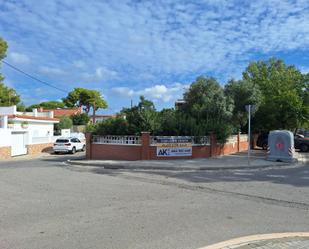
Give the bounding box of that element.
[0,154,308,249]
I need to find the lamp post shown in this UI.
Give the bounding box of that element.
[245,104,256,165]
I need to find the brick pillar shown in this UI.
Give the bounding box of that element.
[85,133,92,160]
[210,133,217,157]
[237,132,240,152]
[141,132,150,160]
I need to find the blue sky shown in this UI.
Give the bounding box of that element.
[0,0,309,114]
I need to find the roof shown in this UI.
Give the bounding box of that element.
[40,107,82,117]
[5,114,59,122]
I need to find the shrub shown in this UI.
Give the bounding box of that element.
[55,116,73,130]
[94,117,130,135]
[71,113,90,125]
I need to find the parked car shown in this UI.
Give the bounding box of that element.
[294,134,309,152]
[53,137,85,154]
[256,133,269,150]
[257,132,309,152]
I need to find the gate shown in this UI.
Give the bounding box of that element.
[11,132,27,156]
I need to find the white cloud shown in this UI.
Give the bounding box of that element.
[73,60,86,68]
[112,87,134,97]
[82,66,118,82]
[112,83,188,103]
[2,0,309,81]
[9,52,30,64]
[299,66,309,73]
[1,0,309,109]
[39,66,66,76]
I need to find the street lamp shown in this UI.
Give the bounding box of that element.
[245,104,256,165]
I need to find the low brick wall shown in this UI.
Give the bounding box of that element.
[0,146,11,160]
[239,141,249,151]
[27,143,53,155]
[86,133,249,161]
[90,144,142,160]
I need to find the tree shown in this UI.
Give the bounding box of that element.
[181,76,234,142]
[26,100,65,111]
[56,116,73,130]
[71,113,90,125]
[0,37,21,107]
[155,108,178,135]
[243,58,309,131]
[120,96,158,134]
[224,79,262,131]
[138,95,155,111]
[93,117,130,135]
[63,88,107,113]
[0,37,8,62]
[0,83,21,106]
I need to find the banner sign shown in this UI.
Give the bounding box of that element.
[156,137,192,157]
[156,137,192,143]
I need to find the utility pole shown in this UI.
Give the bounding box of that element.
[130,99,133,108]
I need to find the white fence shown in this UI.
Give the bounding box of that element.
[92,135,141,145]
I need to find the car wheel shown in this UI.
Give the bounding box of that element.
[71,147,76,154]
[300,144,309,152]
[81,145,85,152]
[54,151,59,154]
[262,143,268,150]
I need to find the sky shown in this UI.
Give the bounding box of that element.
[0,0,309,114]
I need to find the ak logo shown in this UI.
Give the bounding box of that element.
[158,148,168,156]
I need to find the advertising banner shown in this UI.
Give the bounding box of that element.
[156,137,192,157]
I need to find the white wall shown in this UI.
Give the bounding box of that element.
[27,122,54,144]
[0,106,16,115]
[8,121,54,144]
[0,129,11,147]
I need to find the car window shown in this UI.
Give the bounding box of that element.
[56,139,69,143]
[71,138,78,143]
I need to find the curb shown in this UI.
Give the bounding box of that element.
[67,160,297,171]
[198,232,309,249]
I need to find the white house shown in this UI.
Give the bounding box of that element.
[0,106,59,159]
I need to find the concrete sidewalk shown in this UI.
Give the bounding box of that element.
[67,151,303,171]
[200,233,309,249]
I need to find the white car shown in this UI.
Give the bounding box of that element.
[53,137,85,154]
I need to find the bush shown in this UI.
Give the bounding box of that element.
[55,116,73,130]
[93,117,131,135]
[85,123,96,133]
[71,113,90,125]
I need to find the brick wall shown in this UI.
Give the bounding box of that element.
[91,144,142,160]
[0,146,11,160]
[27,143,53,155]
[86,133,248,161]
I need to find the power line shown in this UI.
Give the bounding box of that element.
[2,60,69,94]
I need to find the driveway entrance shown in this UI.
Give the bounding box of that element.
[11,131,27,156]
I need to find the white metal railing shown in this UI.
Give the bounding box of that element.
[240,134,248,142]
[151,136,210,145]
[31,136,50,144]
[92,135,141,145]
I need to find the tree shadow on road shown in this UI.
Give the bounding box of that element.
[86,164,309,188]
